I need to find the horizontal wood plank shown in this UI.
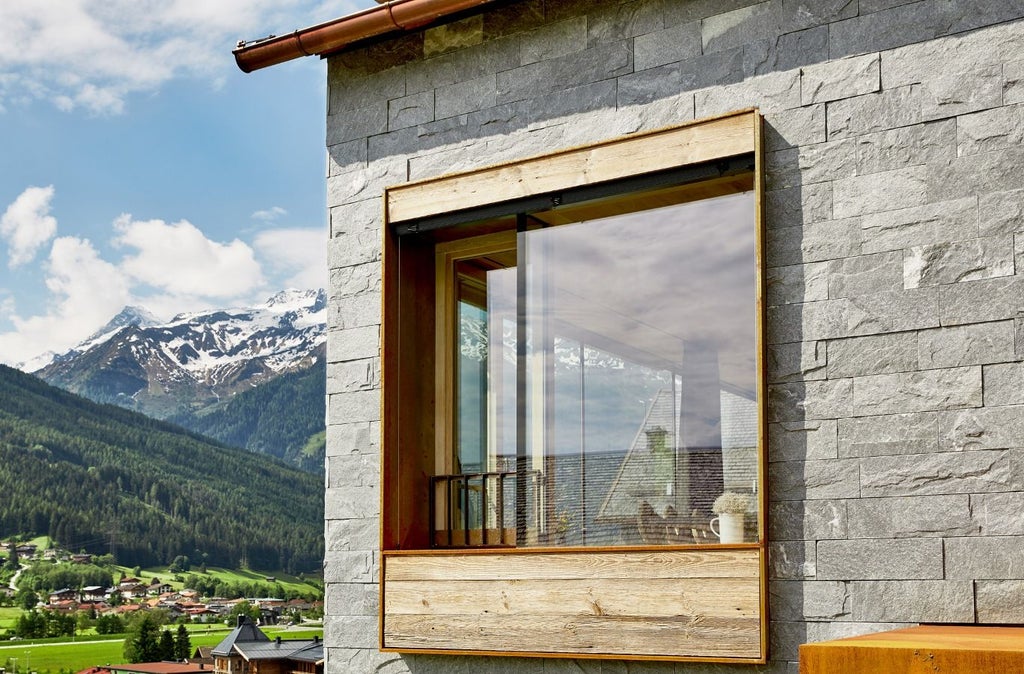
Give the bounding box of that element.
[382,549,762,660]
[385,576,759,618]
[384,612,760,658]
[385,549,759,581]
[387,111,756,224]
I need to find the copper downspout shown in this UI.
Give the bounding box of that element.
[233,0,504,72]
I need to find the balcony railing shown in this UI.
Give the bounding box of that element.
[430,469,542,547]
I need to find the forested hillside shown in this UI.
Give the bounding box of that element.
[169,356,326,473]
[0,364,323,573]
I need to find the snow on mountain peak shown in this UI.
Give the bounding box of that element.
[32,289,326,382]
[263,288,326,312]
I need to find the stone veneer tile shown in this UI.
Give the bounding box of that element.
[939,276,1024,325]
[826,332,918,379]
[860,449,1024,497]
[945,536,1024,579]
[977,580,1024,623]
[770,541,817,580]
[850,580,974,622]
[972,492,1024,535]
[769,500,848,541]
[853,367,982,416]
[816,539,944,580]
[984,363,1024,406]
[767,262,829,306]
[769,379,854,422]
[802,53,880,105]
[928,147,1024,203]
[701,2,779,54]
[904,236,1014,289]
[918,321,1015,369]
[769,419,838,462]
[771,580,851,621]
[979,187,1024,236]
[855,118,956,175]
[827,251,904,299]
[767,341,827,383]
[833,165,928,219]
[827,85,923,141]
[327,390,380,425]
[957,104,1024,157]
[838,412,939,458]
[859,197,979,255]
[767,218,862,267]
[769,458,861,501]
[847,494,976,538]
[634,19,701,71]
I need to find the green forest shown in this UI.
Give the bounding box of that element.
[169,357,326,473]
[0,364,324,572]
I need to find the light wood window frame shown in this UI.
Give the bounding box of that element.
[381,109,767,663]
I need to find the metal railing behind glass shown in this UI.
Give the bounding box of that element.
[430,470,541,548]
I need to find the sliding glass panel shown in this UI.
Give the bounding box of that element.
[521,191,758,547]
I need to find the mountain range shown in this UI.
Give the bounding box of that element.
[0,363,323,572]
[31,289,327,472]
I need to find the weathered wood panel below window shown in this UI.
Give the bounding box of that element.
[382,548,763,661]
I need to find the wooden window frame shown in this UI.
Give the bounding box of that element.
[380,109,767,663]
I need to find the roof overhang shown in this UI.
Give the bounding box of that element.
[233,0,509,73]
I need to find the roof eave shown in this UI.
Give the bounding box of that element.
[233,0,506,73]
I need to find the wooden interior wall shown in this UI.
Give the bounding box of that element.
[382,549,763,660]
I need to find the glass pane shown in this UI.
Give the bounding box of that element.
[445,260,517,546]
[522,191,758,547]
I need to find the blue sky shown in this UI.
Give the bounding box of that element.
[0,0,375,366]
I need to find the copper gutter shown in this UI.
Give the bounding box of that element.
[233,0,504,72]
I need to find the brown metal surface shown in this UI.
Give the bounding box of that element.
[800,625,1024,674]
[233,0,506,72]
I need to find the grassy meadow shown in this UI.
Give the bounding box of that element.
[0,626,322,673]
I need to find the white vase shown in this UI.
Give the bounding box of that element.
[710,512,745,543]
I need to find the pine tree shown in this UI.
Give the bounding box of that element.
[123,615,160,663]
[174,623,191,660]
[159,629,176,661]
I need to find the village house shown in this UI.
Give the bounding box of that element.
[81,585,107,602]
[235,0,1024,672]
[211,617,324,674]
[48,587,77,604]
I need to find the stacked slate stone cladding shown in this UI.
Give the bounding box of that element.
[323,0,1024,671]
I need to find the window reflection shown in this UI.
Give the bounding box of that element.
[440,191,758,548]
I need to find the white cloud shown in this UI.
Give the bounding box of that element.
[0,193,323,365]
[0,236,131,365]
[114,214,265,297]
[253,227,327,291]
[0,0,369,115]
[0,185,58,268]
[252,206,288,222]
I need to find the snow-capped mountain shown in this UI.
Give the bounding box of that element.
[34,289,327,420]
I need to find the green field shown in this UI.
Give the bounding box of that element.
[112,564,322,596]
[0,626,322,674]
[0,608,21,631]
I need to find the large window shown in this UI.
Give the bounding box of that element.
[429,192,758,549]
[380,110,766,662]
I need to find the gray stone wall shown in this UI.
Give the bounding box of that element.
[323,1,1024,672]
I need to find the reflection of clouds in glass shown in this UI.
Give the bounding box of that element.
[525,192,756,391]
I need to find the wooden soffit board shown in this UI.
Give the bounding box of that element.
[382,548,764,661]
[799,625,1024,674]
[385,109,758,224]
